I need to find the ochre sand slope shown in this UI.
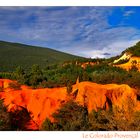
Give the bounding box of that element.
[115,57,140,71]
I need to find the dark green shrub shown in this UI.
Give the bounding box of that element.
[41,100,89,131]
[41,118,58,131]
[8,82,21,90]
[88,110,117,131]
[66,81,73,95]
[0,87,3,92]
[0,100,11,130]
[9,107,32,130]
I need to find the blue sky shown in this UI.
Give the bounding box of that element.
[0,7,140,58]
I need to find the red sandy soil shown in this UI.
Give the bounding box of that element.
[0,79,140,130]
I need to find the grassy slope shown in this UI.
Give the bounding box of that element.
[0,41,84,72]
[124,41,140,56]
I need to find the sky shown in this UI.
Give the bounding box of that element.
[0,7,140,58]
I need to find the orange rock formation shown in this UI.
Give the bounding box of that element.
[81,61,96,69]
[0,79,140,130]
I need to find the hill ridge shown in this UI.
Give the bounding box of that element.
[0,40,84,71]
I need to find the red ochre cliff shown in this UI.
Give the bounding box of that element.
[0,79,140,130]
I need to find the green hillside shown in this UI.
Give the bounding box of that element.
[124,41,140,56]
[0,41,84,72]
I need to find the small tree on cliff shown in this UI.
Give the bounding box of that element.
[8,82,21,90]
[66,81,73,95]
[14,66,27,84]
[130,60,138,72]
[29,64,44,88]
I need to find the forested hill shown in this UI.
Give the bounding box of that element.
[0,41,84,71]
[123,41,140,56]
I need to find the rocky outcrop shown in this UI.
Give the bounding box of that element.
[114,56,140,71]
[81,62,96,69]
[72,82,137,112]
[113,52,132,64]
[0,79,139,129]
[0,79,13,89]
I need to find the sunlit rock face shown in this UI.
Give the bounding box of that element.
[113,52,132,64]
[0,79,139,129]
[0,80,68,129]
[72,81,137,112]
[114,56,140,71]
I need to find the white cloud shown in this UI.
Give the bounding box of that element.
[92,39,139,58]
[61,38,140,58]
[123,10,135,17]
